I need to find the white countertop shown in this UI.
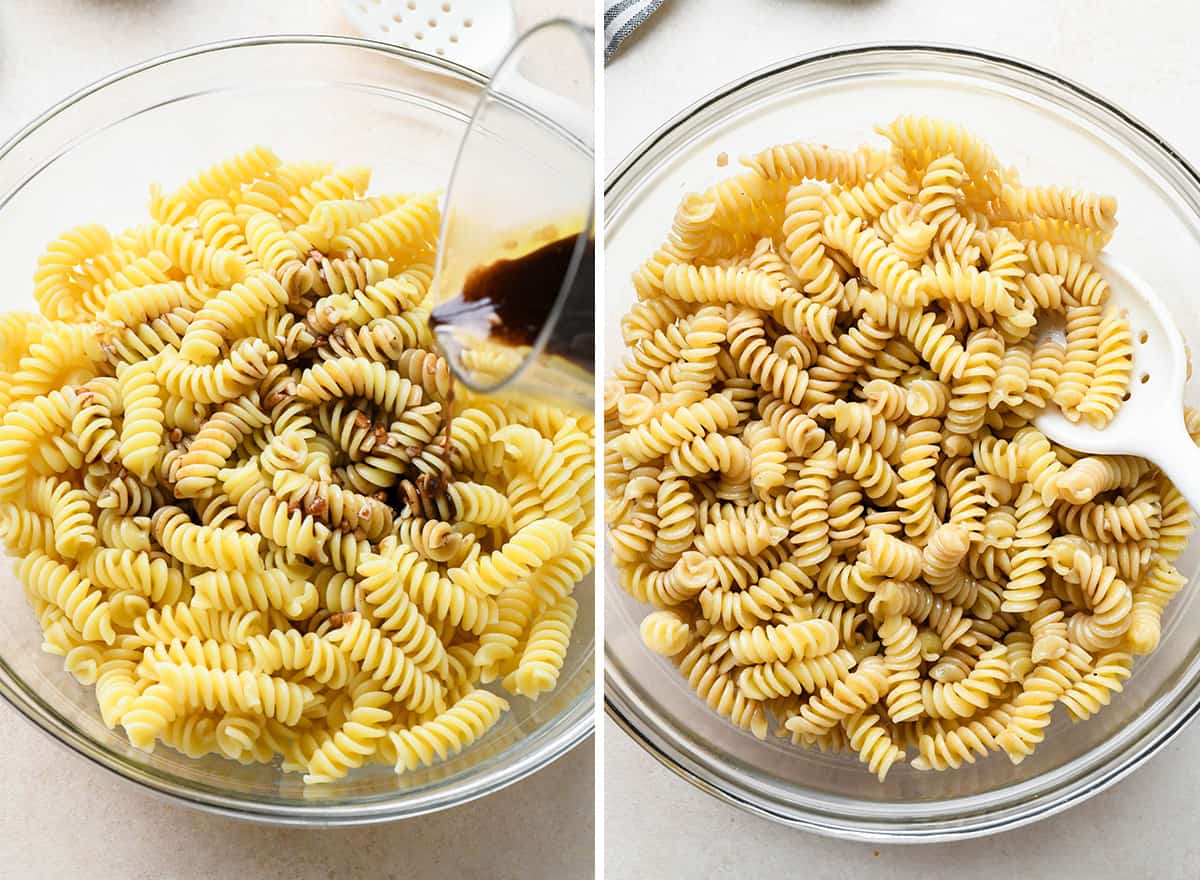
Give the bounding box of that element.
[604,1,1200,877]
[0,2,593,879]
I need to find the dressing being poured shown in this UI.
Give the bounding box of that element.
[430,232,595,378]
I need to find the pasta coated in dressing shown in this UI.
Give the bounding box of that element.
[607,117,1192,781]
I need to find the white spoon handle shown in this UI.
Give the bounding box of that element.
[1141,423,1200,513]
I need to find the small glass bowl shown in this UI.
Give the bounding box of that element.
[0,36,593,825]
[604,44,1200,842]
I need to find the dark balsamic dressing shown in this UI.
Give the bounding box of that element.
[429,234,594,372]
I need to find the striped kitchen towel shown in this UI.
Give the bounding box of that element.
[604,0,666,61]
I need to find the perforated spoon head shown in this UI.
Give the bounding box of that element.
[1035,258,1185,454]
[1034,257,1200,508]
[341,0,516,73]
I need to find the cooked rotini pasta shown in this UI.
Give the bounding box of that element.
[4,149,593,785]
[607,117,1191,781]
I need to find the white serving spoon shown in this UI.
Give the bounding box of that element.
[341,0,517,73]
[341,0,591,145]
[1035,259,1200,510]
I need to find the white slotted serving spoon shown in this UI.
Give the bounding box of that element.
[342,0,591,144]
[341,0,517,73]
[1035,258,1200,510]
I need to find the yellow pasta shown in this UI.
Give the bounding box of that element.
[387,689,510,774]
[3,149,593,786]
[607,117,1182,782]
[1076,307,1133,428]
[824,214,927,306]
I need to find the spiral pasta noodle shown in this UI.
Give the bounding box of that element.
[3,149,593,785]
[387,689,510,774]
[639,609,693,657]
[607,117,1185,781]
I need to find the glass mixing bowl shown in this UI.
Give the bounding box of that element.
[0,36,593,825]
[604,44,1200,842]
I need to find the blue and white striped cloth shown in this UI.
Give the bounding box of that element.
[604,0,666,61]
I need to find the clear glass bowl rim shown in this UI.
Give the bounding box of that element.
[604,41,1200,843]
[0,33,594,826]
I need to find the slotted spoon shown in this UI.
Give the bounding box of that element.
[341,0,516,73]
[1035,258,1200,509]
[341,0,590,140]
